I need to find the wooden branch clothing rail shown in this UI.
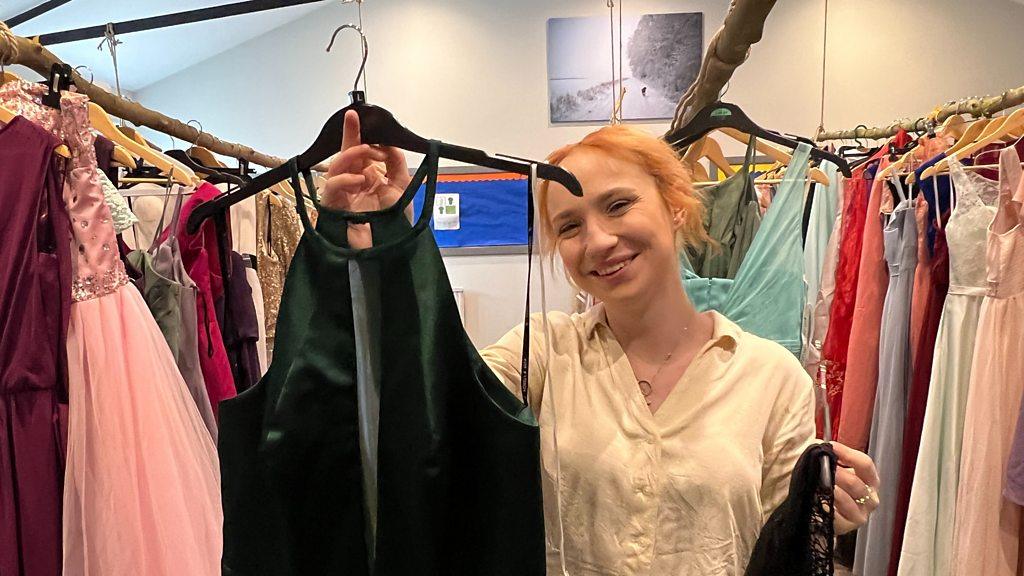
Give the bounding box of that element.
[816,85,1024,141]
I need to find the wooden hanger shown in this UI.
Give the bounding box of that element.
[1,103,72,158]
[882,115,968,177]
[110,144,137,169]
[905,116,991,183]
[921,110,1024,180]
[682,135,735,180]
[715,128,831,185]
[87,102,197,186]
[938,114,967,140]
[187,146,224,168]
[1,70,20,85]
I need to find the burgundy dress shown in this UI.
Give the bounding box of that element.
[0,115,71,576]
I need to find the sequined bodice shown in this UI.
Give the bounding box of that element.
[0,80,129,301]
[946,157,999,294]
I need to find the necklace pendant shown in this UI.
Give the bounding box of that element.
[638,379,653,398]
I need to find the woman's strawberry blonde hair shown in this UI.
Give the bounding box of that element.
[537,124,710,255]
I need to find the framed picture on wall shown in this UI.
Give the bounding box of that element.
[546,12,703,124]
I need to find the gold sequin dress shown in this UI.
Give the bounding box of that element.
[256,192,306,358]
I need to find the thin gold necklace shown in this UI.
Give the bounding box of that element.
[636,328,689,406]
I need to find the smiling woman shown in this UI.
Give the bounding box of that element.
[321,111,881,575]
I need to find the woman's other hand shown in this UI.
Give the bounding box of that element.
[830,441,881,535]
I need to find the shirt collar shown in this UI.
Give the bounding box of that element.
[583,303,740,354]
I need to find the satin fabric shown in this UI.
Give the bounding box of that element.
[683,143,812,356]
[219,143,545,575]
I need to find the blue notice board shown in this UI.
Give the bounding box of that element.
[412,174,530,248]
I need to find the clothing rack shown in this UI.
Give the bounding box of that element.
[669,0,779,131]
[815,85,1024,141]
[0,26,329,171]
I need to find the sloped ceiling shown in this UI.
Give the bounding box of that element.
[2,0,328,90]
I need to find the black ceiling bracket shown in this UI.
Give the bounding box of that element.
[34,0,328,45]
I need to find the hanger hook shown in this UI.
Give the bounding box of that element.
[854,124,867,148]
[718,80,731,100]
[73,65,94,85]
[186,119,205,149]
[326,23,368,94]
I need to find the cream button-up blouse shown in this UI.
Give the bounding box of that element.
[480,305,817,575]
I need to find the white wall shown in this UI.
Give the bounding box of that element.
[133,0,1024,345]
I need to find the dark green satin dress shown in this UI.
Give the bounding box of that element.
[219,141,545,575]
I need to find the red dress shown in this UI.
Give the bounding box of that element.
[820,162,874,440]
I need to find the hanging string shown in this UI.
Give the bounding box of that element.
[618,0,624,116]
[97,23,125,126]
[608,0,616,122]
[815,0,829,138]
[607,0,627,123]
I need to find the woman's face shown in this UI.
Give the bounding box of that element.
[546,147,682,306]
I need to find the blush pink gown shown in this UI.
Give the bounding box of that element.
[951,147,1024,576]
[0,81,222,576]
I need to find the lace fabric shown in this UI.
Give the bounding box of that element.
[946,156,999,294]
[744,442,837,576]
[98,171,139,233]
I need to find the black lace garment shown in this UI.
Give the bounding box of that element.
[745,442,837,576]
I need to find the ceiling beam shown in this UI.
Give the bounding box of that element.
[34,0,327,45]
[6,0,74,28]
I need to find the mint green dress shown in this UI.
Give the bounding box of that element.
[682,143,812,356]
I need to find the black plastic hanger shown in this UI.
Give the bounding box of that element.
[187,21,582,234]
[186,92,583,233]
[665,101,852,177]
[166,149,245,186]
[40,63,73,109]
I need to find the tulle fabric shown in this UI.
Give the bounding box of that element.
[63,284,222,576]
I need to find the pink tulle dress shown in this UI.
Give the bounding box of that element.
[0,81,222,576]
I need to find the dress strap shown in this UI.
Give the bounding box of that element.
[289,140,441,260]
[739,134,758,176]
[888,174,909,205]
[999,146,1023,206]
